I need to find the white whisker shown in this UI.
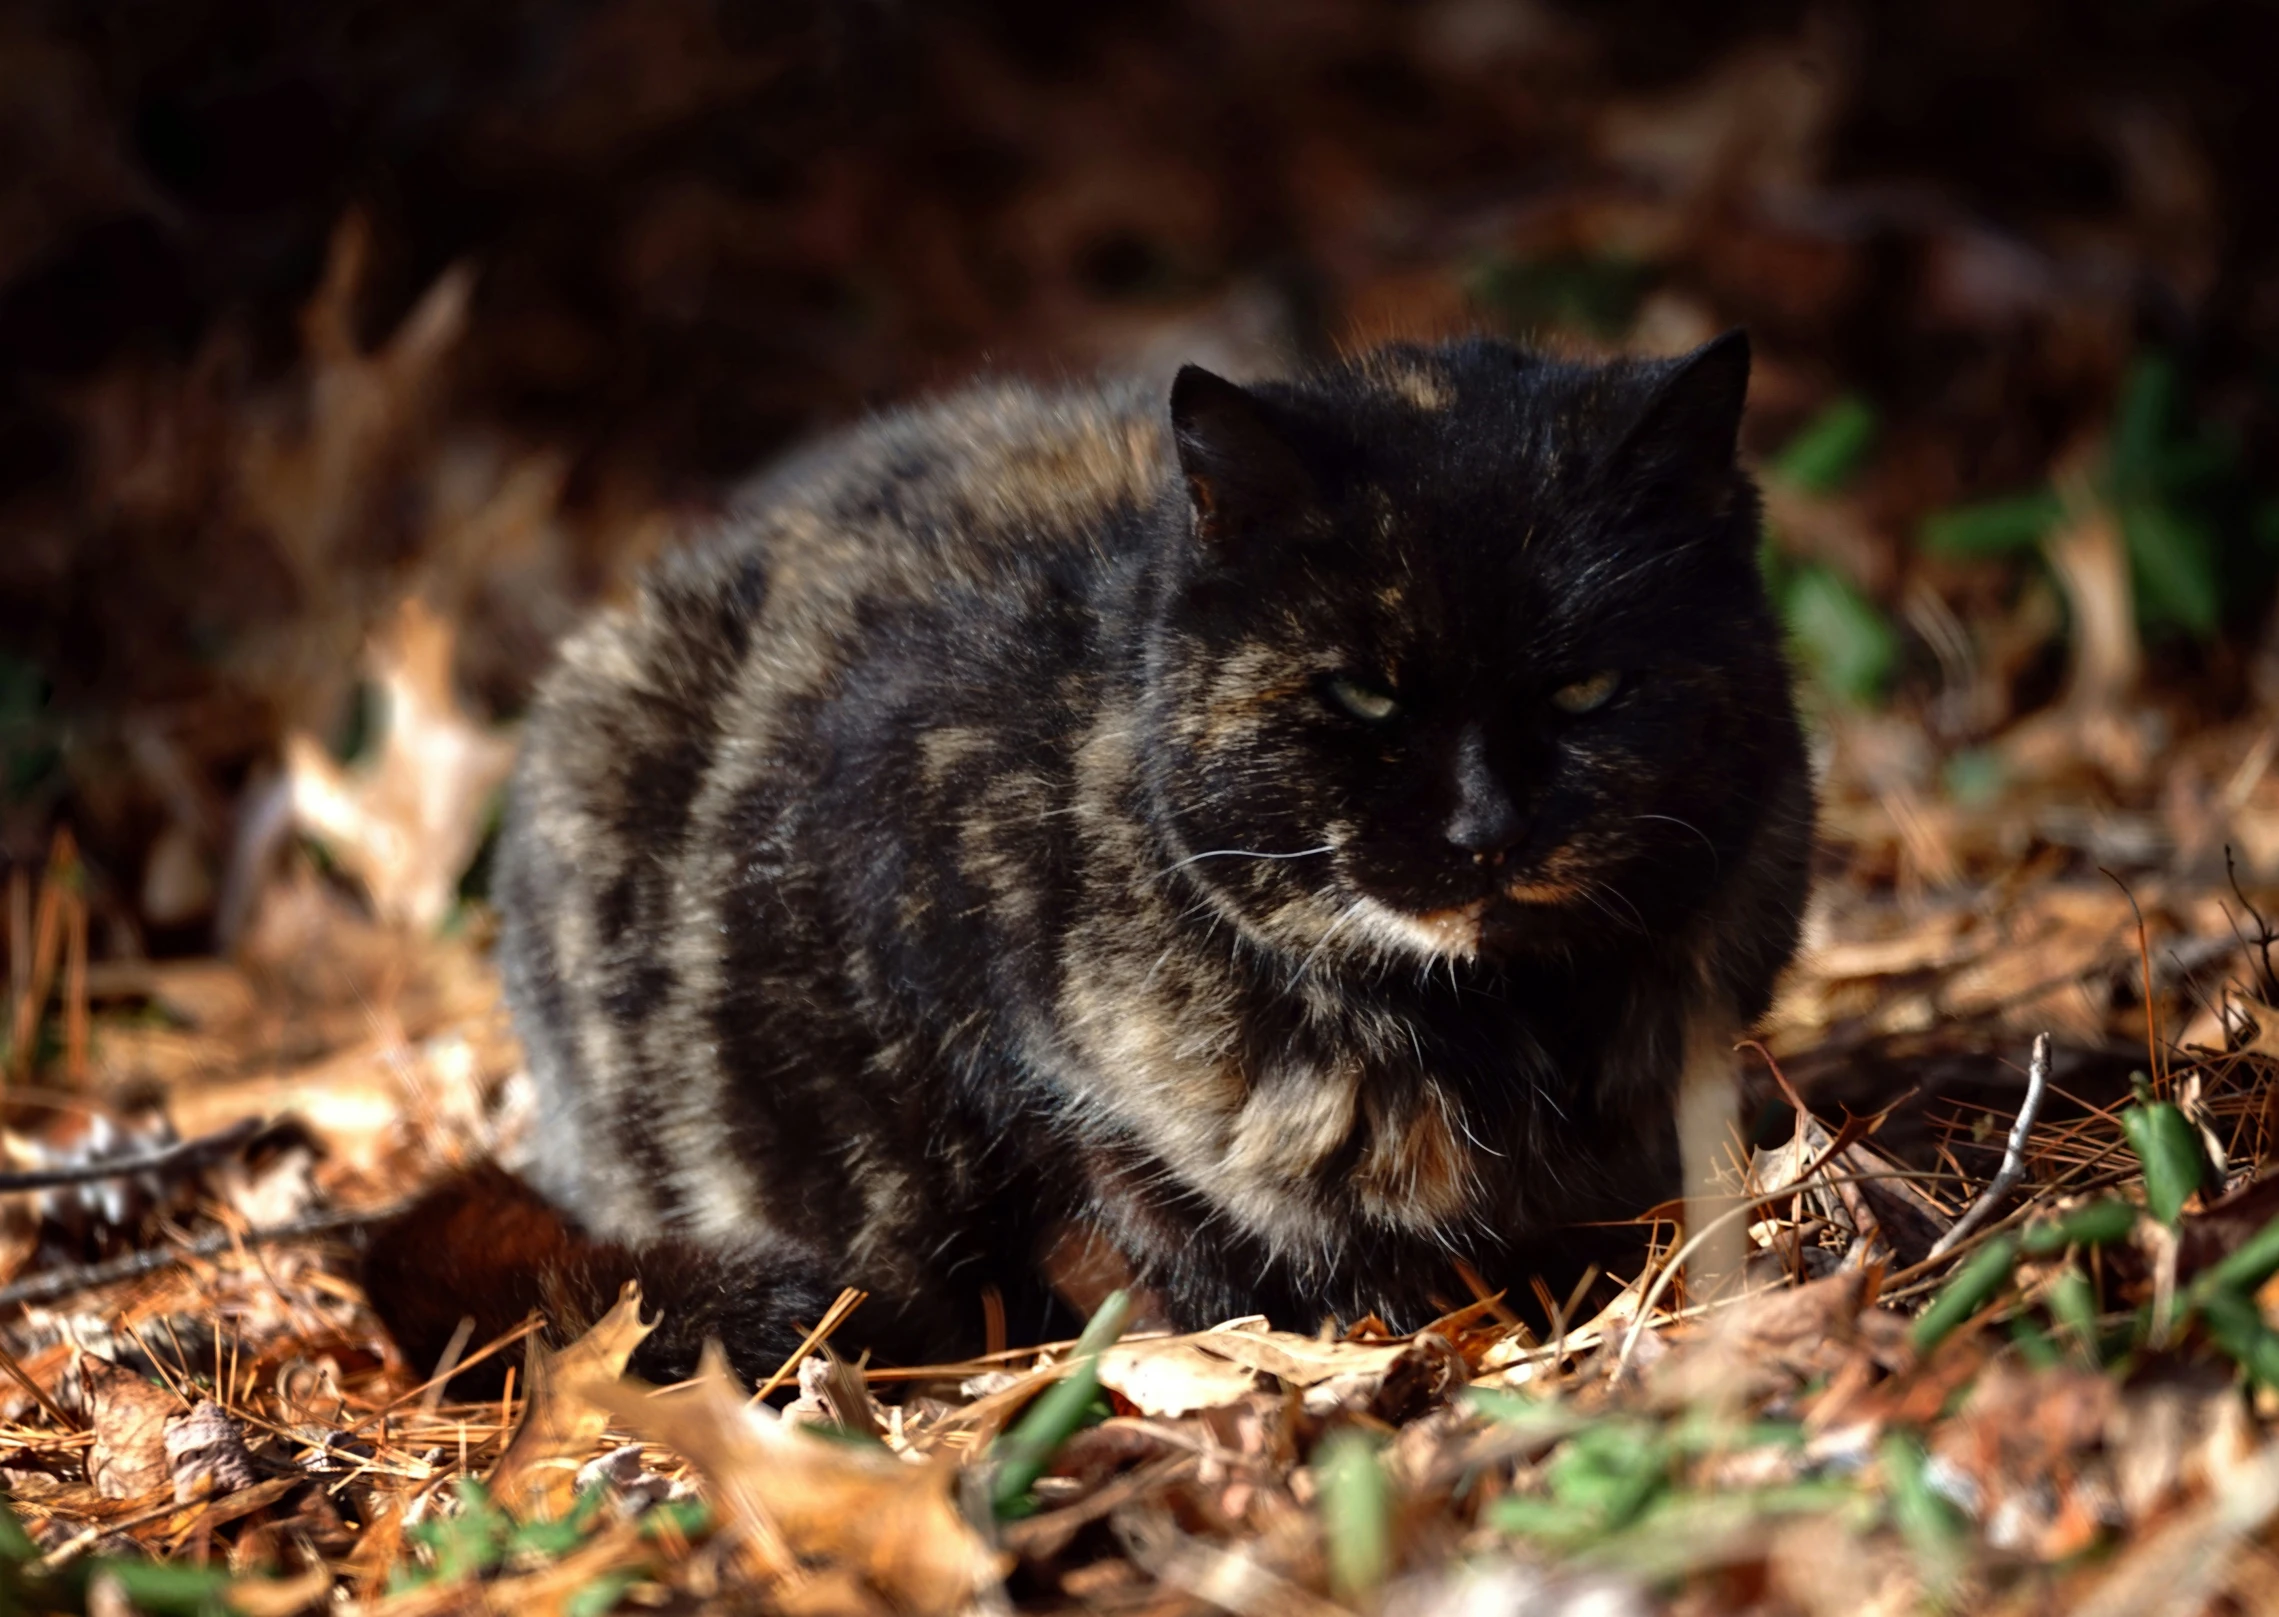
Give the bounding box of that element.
[1633,813,1721,874]
[1154,844,1336,880]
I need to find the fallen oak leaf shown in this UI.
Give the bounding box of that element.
[79,1354,181,1500]
[1185,1326,1411,1388]
[490,1280,655,1518]
[269,596,517,934]
[1648,1270,1910,1409]
[589,1342,1007,1616]
[1097,1336,1263,1417]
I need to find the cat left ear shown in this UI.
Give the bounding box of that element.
[1169,366,1316,548]
[1614,329,1751,511]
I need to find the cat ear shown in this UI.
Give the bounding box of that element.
[1168,366,1316,547]
[1613,329,1751,512]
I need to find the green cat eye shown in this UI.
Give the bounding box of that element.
[1326,674,1399,723]
[1552,670,1620,714]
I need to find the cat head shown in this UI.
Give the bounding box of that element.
[1136,332,1803,969]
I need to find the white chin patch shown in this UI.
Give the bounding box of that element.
[1347,895,1484,964]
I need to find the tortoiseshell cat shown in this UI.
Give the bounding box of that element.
[369,333,1814,1383]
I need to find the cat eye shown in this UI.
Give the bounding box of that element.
[1551,671,1621,714]
[1325,674,1399,723]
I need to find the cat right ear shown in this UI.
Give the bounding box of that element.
[1611,330,1752,517]
[1169,366,1316,548]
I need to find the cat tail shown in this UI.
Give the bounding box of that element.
[358,1163,844,1396]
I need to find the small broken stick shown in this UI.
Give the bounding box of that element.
[0,1117,263,1194]
[1924,1031,2053,1262]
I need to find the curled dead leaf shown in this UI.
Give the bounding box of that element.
[1097,1337,1263,1417]
[80,1353,183,1499]
[165,1398,262,1503]
[490,1280,656,1516]
[1186,1326,1410,1388]
[267,597,517,935]
[590,1343,1007,1616]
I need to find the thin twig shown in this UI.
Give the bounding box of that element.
[0,1337,77,1429]
[0,1117,264,1195]
[347,1314,546,1429]
[1613,1166,1971,1378]
[416,1315,478,1416]
[0,1206,375,1309]
[751,1285,866,1404]
[2103,868,2166,1094]
[1925,1031,2051,1262]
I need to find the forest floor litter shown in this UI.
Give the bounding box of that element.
[6,642,2279,1614]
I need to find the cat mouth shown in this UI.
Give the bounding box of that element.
[1385,878,1575,951]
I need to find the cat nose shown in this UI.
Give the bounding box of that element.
[1444,726,1524,864]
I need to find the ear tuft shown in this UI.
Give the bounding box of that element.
[1169,366,1314,546]
[1614,329,1752,506]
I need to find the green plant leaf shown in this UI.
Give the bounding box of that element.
[82,1559,239,1617]
[565,1569,639,1617]
[990,1290,1130,1517]
[2121,1099,2208,1227]
[1316,1429,1392,1599]
[1783,565,1898,706]
[1912,1236,2018,1353]
[1466,252,1656,338]
[2195,1212,2279,1301]
[1918,489,2064,558]
[2021,1199,2136,1255]
[2047,1265,2102,1363]
[1487,1494,1602,1540]
[2008,1317,2063,1369]
[2119,498,2220,637]
[0,1498,35,1564]
[1545,1421,1667,1530]
[1882,1431,1967,1581]
[1770,395,1877,495]
[2108,353,2178,496]
[2198,1288,2279,1389]
[1941,747,2007,806]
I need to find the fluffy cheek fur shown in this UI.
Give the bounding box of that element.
[1146,644,1360,923]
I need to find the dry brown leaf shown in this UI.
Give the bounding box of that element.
[591,1342,1007,1616]
[1186,1327,1411,1388]
[277,598,517,933]
[80,1353,184,1499]
[2109,1372,2254,1523]
[0,1195,36,1290]
[490,1280,655,1515]
[2068,1438,2279,1617]
[165,1398,262,1504]
[1098,1336,1266,1417]
[156,1476,302,1552]
[1930,1362,2118,1560]
[1649,1271,1906,1408]
[222,1566,334,1617]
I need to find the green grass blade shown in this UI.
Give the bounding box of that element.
[1911,1236,2018,1354]
[990,1290,1130,1517]
[1316,1429,1392,1600]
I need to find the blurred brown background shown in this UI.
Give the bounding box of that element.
[3,0,2278,971]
